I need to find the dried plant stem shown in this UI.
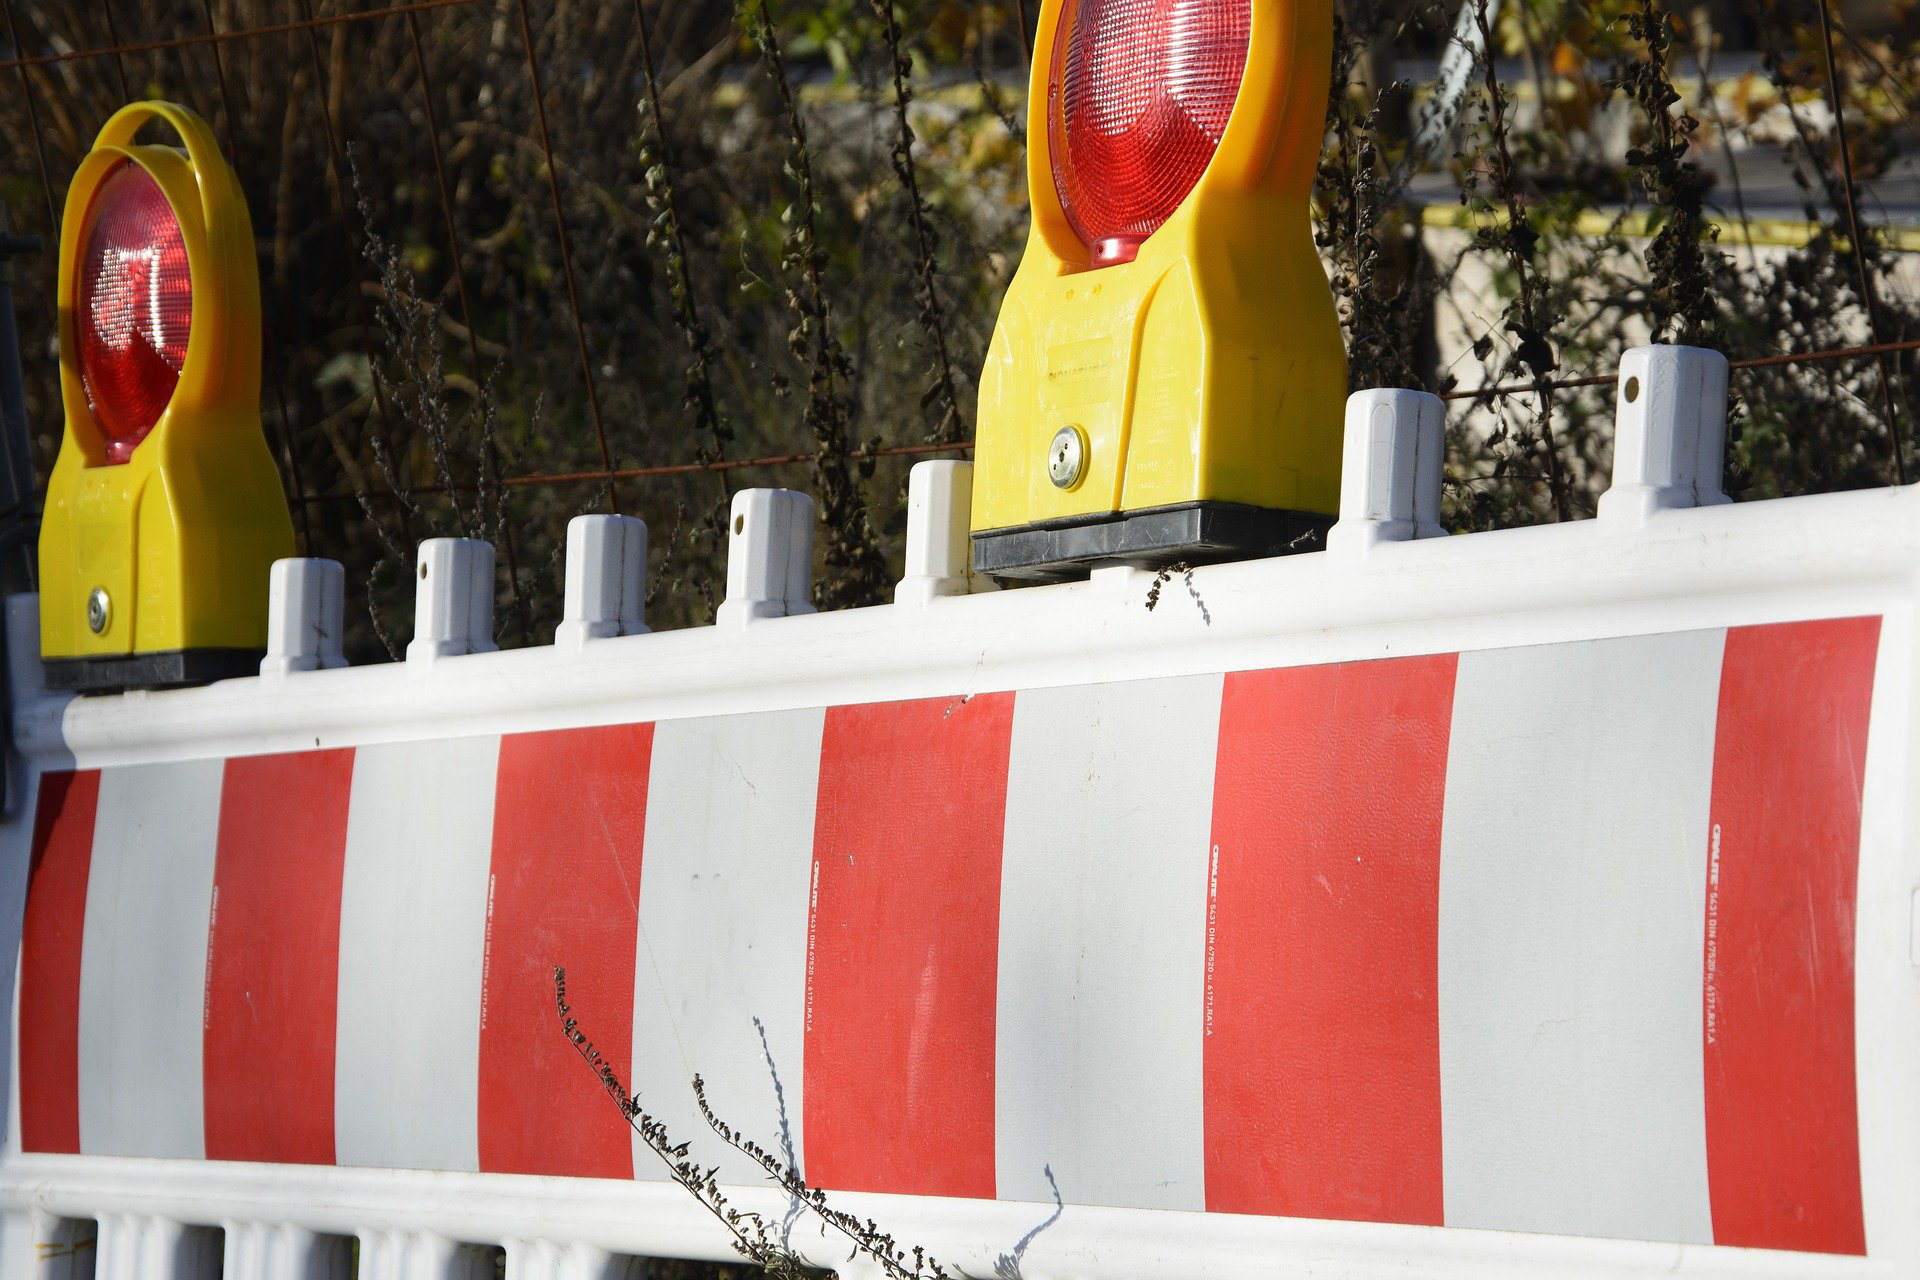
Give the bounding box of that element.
[1470,0,1570,522]
[632,0,730,464]
[1812,0,1907,482]
[555,969,797,1272]
[1617,0,1718,345]
[556,967,949,1280]
[693,1080,955,1280]
[406,5,527,638]
[870,0,966,444]
[744,0,890,609]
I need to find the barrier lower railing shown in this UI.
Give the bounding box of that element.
[0,349,1915,1280]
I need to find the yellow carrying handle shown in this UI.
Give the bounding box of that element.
[77,100,251,278]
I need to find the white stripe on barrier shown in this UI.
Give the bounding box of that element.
[335,737,500,1172]
[632,709,824,1186]
[994,676,1221,1210]
[1853,615,1919,1269]
[78,761,223,1160]
[1437,632,1721,1242]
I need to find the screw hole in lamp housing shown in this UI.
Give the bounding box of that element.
[76,161,192,464]
[1049,0,1252,267]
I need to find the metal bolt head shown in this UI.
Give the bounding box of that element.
[86,586,109,635]
[1047,425,1087,490]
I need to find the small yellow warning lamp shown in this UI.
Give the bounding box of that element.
[971,0,1347,580]
[39,102,293,692]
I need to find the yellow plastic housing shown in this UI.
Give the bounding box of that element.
[971,0,1346,535]
[40,102,294,665]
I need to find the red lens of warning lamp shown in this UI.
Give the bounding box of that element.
[1050,0,1251,266]
[76,163,193,464]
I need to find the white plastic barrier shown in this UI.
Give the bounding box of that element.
[0,347,1914,1280]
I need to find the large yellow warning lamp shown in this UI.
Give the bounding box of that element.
[39,102,293,692]
[971,0,1347,580]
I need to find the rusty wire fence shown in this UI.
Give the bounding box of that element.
[1,0,1918,656]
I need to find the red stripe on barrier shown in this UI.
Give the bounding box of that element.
[1203,655,1456,1223]
[804,693,1014,1198]
[204,750,356,1164]
[1703,618,1878,1255]
[20,769,100,1155]
[480,723,653,1179]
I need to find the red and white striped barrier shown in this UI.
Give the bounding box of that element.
[13,615,1888,1261]
[0,360,1915,1280]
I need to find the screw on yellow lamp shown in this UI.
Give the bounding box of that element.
[970,0,1346,581]
[39,102,293,692]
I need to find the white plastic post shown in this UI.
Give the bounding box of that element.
[1327,388,1447,555]
[224,1222,353,1279]
[406,538,498,664]
[555,514,649,649]
[261,558,347,678]
[716,488,816,627]
[6,594,41,696]
[355,1232,496,1280]
[94,1215,222,1280]
[1598,343,1731,523]
[0,1212,93,1279]
[503,1238,639,1280]
[896,460,978,605]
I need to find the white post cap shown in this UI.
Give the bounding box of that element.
[716,488,816,627]
[556,515,648,649]
[896,460,979,606]
[406,538,498,664]
[1327,388,1447,555]
[261,558,347,678]
[1599,343,1731,523]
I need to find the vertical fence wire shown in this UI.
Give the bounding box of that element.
[295,0,413,543]
[404,5,527,629]
[511,0,619,513]
[1,0,59,235]
[195,0,316,545]
[99,0,132,101]
[628,0,730,471]
[1814,0,1908,484]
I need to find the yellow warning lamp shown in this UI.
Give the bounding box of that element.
[971,0,1347,580]
[39,102,293,691]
